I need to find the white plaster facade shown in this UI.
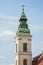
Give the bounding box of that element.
[15,35,32,65]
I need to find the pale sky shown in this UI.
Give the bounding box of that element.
[0,0,43,64]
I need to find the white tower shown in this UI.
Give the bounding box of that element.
[15,5,32,65]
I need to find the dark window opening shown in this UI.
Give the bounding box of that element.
[23,43,27,52]
[16,44,17,53]
[16,60,17,65]
[23,59,27,65]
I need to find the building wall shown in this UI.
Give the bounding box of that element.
[15,35,32,65]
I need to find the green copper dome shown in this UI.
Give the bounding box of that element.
[16,5,31,36]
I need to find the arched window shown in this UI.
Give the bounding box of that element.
[23,59,27,65]
[16,60,17,65]
[23,43,27,52]
[16,44,17,53]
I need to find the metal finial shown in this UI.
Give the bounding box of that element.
[22,5,24,13]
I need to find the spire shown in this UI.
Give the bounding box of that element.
[21,5,26,18]
[16,5,31,36]
[22,5,24,13]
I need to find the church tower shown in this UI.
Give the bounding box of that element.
[15,5,32,65]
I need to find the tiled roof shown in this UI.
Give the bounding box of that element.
[32,53,43,65]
